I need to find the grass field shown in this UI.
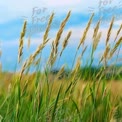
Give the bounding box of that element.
[0,12,122,122]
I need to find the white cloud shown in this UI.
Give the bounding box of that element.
[0,0,99,23]
[114,20,122,26]
[2,25,121,48]
[0,0,121,24]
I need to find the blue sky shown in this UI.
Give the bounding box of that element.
[0,0,122,71]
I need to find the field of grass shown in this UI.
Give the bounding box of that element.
[0,12,122,122]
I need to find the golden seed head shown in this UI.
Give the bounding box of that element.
[77,13,94,50]
[105,17,114,46]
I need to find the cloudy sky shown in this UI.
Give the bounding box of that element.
[0,0,122,71]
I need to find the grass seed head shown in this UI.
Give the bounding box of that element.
[77,13,94,50]
[93,20,101,39]
[99,44,110,64]
[43,13,54,42]
[54,11,71,55]
[93,31,102,51]
[18,21,27,63]
[114,24,122,42]
[109,37,122,59]
[105,17,114,46]
[60,31,72,56]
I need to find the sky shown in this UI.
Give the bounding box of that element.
[0,0,122,71]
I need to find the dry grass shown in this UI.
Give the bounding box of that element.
[77,13,94,50]
[54,11,71,55]
[105,17,114,46]
[18,21,27,63]
[60,31,72,57]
